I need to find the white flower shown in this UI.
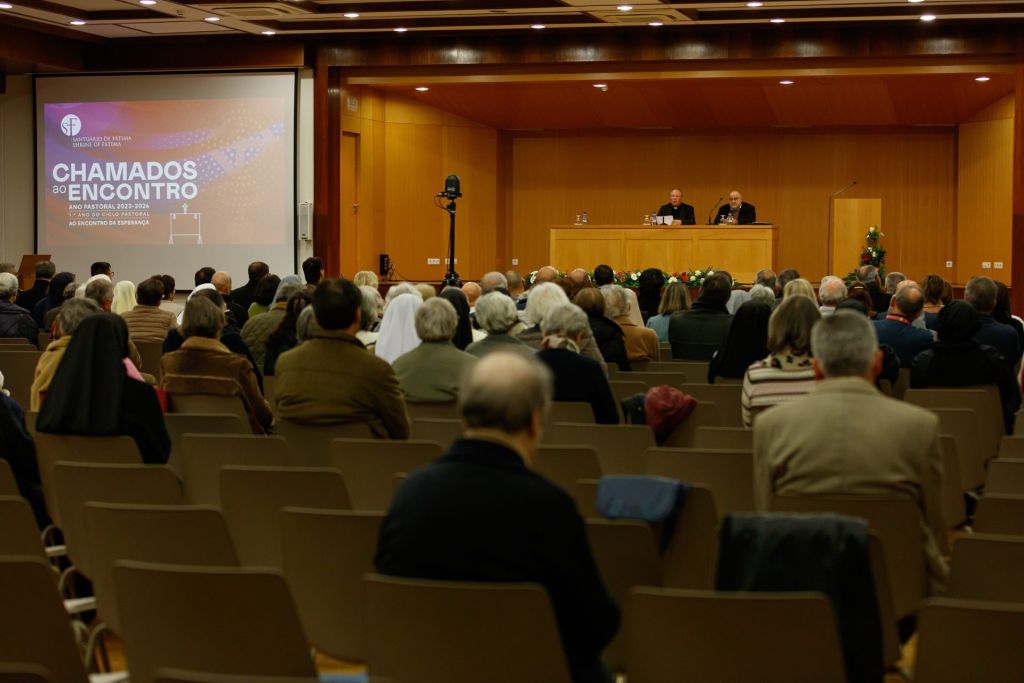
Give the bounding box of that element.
[630,273,638,281]
[707,270,715,276]
[668,276,678,283]
[694,270,703,277]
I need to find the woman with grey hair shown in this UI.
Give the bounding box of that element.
[392,297,478,403]
[465,292,535,360]
[536,303,618,424]
[356,285,384,350]
[747,284,776,309]
[517,282,608,374]
[295,305,320,343]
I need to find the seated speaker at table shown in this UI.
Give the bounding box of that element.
[715,190,757,225]
[657,188,696,225]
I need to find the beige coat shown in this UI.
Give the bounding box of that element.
[393,341,478,404]
[121,304,178,342]
[753,376,949,592]
[613,314,660,362]
[30,335,71,412]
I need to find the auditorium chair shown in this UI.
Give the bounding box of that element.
[0,337,34,345]
[53,462,182,578]
[114,561,317,683]
[218,465,351,567]
[410,417,461,448]
[134,340,163,378]
[0,348,42,409]
[328,437,443,510]
[985,458,1024,495]
[166,393,249,423]
[546,401,597,424]
[660,360,711,383]
[948,534,1024,603]
[0,495,71,580]
[83,502,239,638]
[34,433,141,526]
[273,419,374,466]
[644,447,756,514]
[181,436,290,506]
[624,588,847,683]
[542,423,656,473]
[659,401,723,449]
[972,494,1024,535]
[404,401,458,421]
[614,371,688,387]
[574,480,719,589]
[691,426,753,451]
[585,519,662,672]
[913,598,1024,683]
[905,387,1002,464]
[930,408,985,492]
[364,574,572,683]
[281,508,384,663]
[0,664,53,682]
[164,414,249,478]
[771,494,932,619]
[155,671,317,683]
[0,556,115,683]
[37,330,51,351]
[532,445,602,494]
[937,435,966,528]
[998,435,1024,458]
[677,384,744,427]
[0,458,17,496]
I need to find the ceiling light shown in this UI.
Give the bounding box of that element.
[907,0,925,3]
[747,2,763,6]
[975,76,991,82]
[393,26,408,32]
[919,13,936,20]
[415,86,429,92]
[261,30,275,34]
[203,15,219,21]
[770,17,785,23]
[531,23,545,29]
[617,4,633,10]
[0,3,13,7]
[343,12,359,18]
[593,83,608,88]
[648,21,663,26]
[779,79,794,85]
[69,19,86,25]
[140,0,157,4]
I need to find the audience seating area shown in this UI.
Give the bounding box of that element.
[3,290,1024,683]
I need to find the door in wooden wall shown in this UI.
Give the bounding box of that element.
[341,132,360,277]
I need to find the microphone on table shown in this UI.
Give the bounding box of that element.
[706,196,723,225]
[830,180,857,198]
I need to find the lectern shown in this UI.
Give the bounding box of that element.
[16,254,52,291]
[830,199,881,274]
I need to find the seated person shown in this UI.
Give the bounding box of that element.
[657,188,695,225]
[120,277,178,342]
[275,278,409,438]
[741,296,820,427]
[30,299,100,412]
[912,301,1020,434]
[536,303,619,424]
[574,287,629,371]
[393,297,478,403]
[668,272,733,360]
[161,296,273,434]
[872,282,933,368]
[708,300,771,384]
[715,190,756,224]
[37,314,170,464]
[965,275,1021,367]
[264,289,313,376]
[601,285,659,363]
[0,273,39,346]
[376,352,619,683]
[465,292,535,361]
[646,281,690,343]
[517,282,607,374]
[241,275,304,371]
[355,285,383,352]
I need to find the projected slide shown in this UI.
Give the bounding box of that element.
[36,72,296,286]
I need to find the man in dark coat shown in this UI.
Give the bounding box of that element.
[376,352,619,683]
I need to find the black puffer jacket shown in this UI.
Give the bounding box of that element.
[0,301,39,346]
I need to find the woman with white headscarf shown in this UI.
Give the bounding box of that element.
[111,280,137,316]
[375,293,422,364]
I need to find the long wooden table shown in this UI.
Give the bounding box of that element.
[549,224,777,283]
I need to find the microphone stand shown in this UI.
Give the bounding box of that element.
[827,180,857,274]
[443,195,460,287]
[706,196,723,225]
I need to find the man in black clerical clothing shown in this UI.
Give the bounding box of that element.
[376,352,619,683]
[657,188,696,225]
[715,190,757,224]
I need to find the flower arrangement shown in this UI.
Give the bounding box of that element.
[526,266,722,289]
[859,225,887,276]
[524,269,566,287]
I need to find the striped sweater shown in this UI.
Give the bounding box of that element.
[741,350,818,427]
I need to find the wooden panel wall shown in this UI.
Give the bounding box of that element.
[340,84,499,281]
[509,131,956,282]
[957,94,1015,285]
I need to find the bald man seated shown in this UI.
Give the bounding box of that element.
[657,188,696,225]
[715,190,757,225]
